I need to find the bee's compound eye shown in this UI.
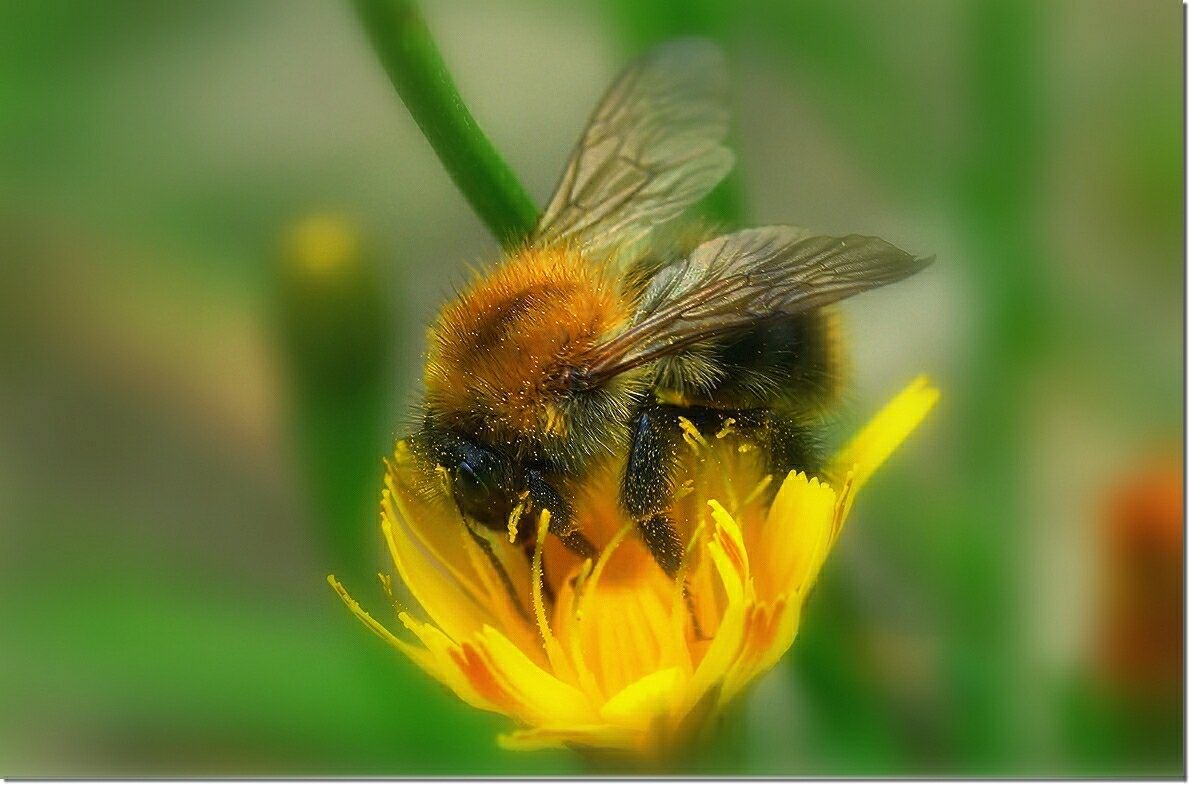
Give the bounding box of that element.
[451,457,511,531]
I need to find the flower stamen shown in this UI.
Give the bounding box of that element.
[507,497,526,544]
[531,511,556,648]
[575,521,635,622]
[677,416,709,450]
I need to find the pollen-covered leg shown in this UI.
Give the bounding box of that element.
[524,468,595,559]
[622,407,682,517]
[622,406,686,575]
[557,529,597,560]
[462,518,529,620]
[639,513,683,575]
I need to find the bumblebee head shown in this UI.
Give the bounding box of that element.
[408,425,516,533]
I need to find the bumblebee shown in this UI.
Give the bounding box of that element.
[407,39,929,584]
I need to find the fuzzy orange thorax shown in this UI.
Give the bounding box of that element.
[424,245,631,445]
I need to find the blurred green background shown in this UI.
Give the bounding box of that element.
[0,0,1182,776]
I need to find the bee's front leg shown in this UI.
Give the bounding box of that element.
[460,517,530,620]
[524,468,597,559]
[622,405,685,576]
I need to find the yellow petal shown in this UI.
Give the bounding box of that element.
[327,575,491,711]
[577,581,681,699]
[327,575,426,665]
[396,611,500,713]
[498,724,635,752]
[831,375,939,494]
[551,560,604,704]
[829,376,938,544]
[569,522,649,698]
[457,525,541,662]
[599,667,683,731]
[753,472,837,601]
[475,625,594,727]
[381,501,494,643]
[385,448,488,602]
[723,600,802,701]
[705,500,750,603]
[686,503,750,711]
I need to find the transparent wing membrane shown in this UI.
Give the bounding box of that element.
[585,226,931,380]
[534,39,734,260]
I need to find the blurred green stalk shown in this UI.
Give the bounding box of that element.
[350,0,538,249]
[273,214,394,599]
[946,0,1049,769]
[746,0,1052,771]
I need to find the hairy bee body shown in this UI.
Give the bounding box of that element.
[414,241,846,568]
[406,39,928,580]
[422,245,643,472]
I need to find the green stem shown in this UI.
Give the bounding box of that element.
[351,0,538,249]
[945,0,1049,769]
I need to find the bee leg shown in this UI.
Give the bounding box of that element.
[524,468,596,560]
[639,513,684,576]
[557,529,598,560]
[622,406,685,576]
[462,518,530,621]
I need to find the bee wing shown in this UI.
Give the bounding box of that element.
[534,38,734,260]
[582,226,932,382]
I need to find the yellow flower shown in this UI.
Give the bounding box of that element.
[330,377,938,758]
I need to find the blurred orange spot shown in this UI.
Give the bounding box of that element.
[1098,456,1183,703]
